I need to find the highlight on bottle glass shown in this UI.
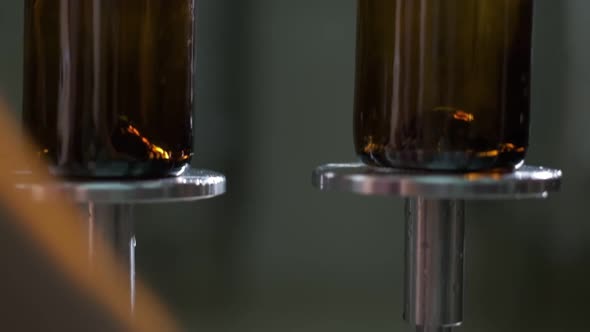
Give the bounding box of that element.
[23,0,196,178]
[353,0,534,171]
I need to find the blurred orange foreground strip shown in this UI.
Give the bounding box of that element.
[0,98,180,332]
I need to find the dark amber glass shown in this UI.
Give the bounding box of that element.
[23,0,195,178]
[354,0,534,171]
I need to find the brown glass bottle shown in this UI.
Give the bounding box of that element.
[354,0,534,171]
[23,0,195,178]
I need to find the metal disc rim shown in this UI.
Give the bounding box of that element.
[312,163,562,200]
[15,168,226,204]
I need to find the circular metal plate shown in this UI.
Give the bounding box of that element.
[16,168,226,204]
[312,163,562,200]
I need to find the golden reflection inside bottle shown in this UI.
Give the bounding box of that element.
[476,143,526,158]
[360,107,525,166]
[122,124,173,160]
[433,107,475,123]
[363,136,381,154]
[452,111,475,123]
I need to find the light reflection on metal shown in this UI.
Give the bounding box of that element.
[15,168,226,204]
[312,163,562,200]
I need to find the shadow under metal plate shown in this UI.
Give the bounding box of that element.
[15,168,226,204]
[312,163,562,200]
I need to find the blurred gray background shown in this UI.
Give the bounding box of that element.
[0,0,588,331]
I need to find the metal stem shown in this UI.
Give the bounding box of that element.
[88,202,136,312]
[404,198,465,330]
